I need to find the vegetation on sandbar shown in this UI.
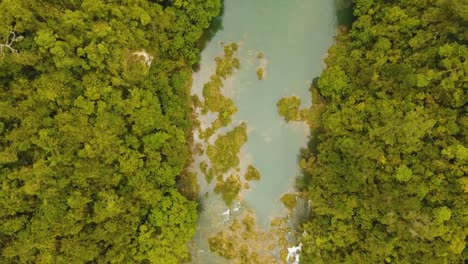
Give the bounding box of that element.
[255,51,266,80]
[202,75,238,118]
[215,43,240,78]
[277,85,327,129]
[199,43,241,141]
[194,43,249,208]
[276,96,301,122]
[256,67,264,80]
[208,231,237,260]
[207,211,293,263]
[280,193,297,211]
[242,213,256,232]
[206,123,248,175]
[214,174,242,206]
[244,165,261,181]
[200,160,215,184]
[256,51,264,59]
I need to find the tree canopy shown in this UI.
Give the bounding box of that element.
[300,0,467,263]
[0,0,220,263]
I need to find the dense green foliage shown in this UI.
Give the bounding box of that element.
[300,0,467,263]
[0,0,220,263]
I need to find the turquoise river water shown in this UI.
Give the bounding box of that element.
[188,0,341,263]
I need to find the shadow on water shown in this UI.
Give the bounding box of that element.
[195,192,211,214]
[294,1,356,192]
[306,77,322,154]
[291,197,311,230]
[193,0,226,72]
[335,0,355,28]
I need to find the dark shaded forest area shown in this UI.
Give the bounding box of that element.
[0,0,220,263]
[300,0,467,263]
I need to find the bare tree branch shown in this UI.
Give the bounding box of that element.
[0,28,23,58]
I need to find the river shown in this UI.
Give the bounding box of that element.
[188,0,340,263]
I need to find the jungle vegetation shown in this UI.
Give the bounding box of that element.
[0,0,220,263]
[300,0,468,263]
